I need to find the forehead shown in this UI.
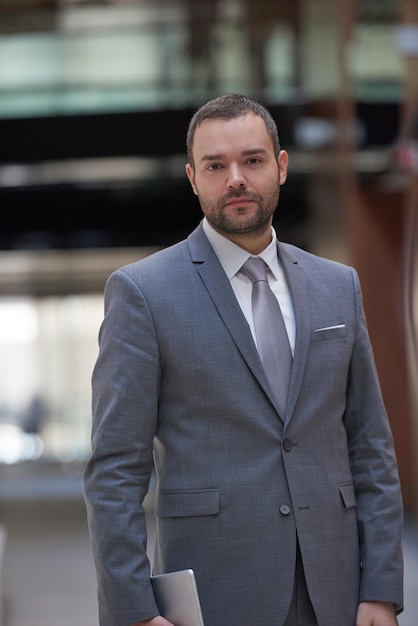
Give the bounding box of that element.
[192,113,273,158]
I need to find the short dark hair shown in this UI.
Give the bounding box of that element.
[186,94,281,168]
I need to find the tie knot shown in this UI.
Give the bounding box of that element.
[241,257,268,283]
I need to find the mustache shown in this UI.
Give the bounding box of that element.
[220,190,260,205]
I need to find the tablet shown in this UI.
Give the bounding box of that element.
[151,568,205,626]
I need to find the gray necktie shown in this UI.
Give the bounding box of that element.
[241,257,292,415]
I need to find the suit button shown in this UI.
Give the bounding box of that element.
[280,503,291,515]
[283,439,292,451]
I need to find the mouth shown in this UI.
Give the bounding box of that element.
[224,197,254,207]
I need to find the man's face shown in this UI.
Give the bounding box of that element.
[185,113,288,241]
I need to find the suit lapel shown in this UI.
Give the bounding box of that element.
[279,243,312,422]
[188,224,279,411]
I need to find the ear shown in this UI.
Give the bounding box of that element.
[185,163,198,195]
[278,150,288,185]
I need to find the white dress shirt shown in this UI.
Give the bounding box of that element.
[202,218,296,355]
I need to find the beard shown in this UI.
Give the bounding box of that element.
[198,184,280,239]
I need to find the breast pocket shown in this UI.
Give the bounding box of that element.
[311,324,348,343]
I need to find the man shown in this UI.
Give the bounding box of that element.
[84,94,404,626]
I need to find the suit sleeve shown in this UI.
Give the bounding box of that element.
[83,269,161,626]
[344,268,404,613]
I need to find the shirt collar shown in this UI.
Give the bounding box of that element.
[202,217,280,280]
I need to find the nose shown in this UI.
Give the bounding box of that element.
[227,164,246,190]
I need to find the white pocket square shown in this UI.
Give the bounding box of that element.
[314,324,346,332]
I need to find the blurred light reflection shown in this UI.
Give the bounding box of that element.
[0,424,44,464]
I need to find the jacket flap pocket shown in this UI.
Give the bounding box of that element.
[339,482,356,509]
[153,488,220,518]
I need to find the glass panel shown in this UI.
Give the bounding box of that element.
[350,23,405,100]
[0,0,408,120]
[0,1,299,119]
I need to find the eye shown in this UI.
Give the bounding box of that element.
[207,163,223,171]
[247,157,262,165]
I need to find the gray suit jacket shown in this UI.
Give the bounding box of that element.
[84,221,403,626]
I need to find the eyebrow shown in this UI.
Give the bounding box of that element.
[199,147,268,164]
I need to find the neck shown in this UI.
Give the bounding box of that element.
[229,228,273,255]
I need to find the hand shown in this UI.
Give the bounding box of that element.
[356,601,398,626]
[131,617,174,626]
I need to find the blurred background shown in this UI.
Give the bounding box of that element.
[0,0,417,624]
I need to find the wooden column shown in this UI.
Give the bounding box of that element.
[397,0,418,518]
[350,182,414,511]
